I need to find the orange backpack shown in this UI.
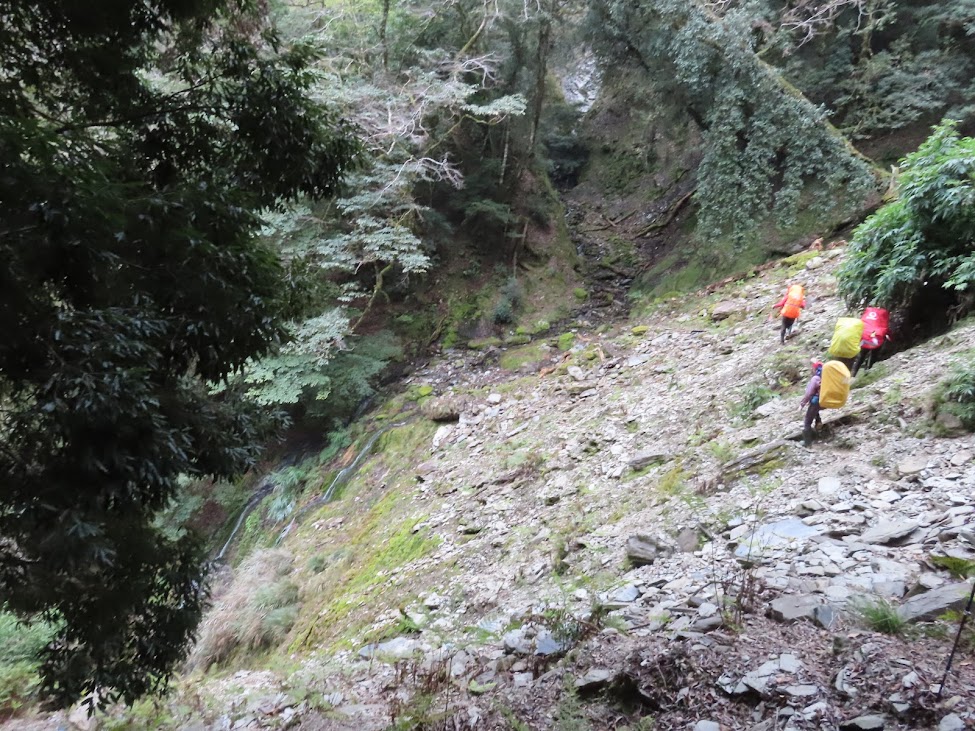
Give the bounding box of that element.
[781,285,804,319]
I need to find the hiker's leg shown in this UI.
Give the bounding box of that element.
[851,350,864,377]
[865,349,875,370]
[781,317,794,344]
[803,403,818,447]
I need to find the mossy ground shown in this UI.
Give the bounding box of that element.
[277,419,444,653]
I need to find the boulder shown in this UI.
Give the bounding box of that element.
[358,636,423,659]
[769,594,822,623]
[753,398,785,418]
[420,395,466,422]
[939,714,965,731]
[897,456,928,478]
[607,584,641,604]
[677,528,701,553]
[898,582,974,622]
[860,520,920,545]
[711,300,745,321]
[818,475,843,496]
[574,668,615,694]
[626,534,674,566]
[734,518,821,559]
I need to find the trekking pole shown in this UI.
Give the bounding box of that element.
[936,579,975,698]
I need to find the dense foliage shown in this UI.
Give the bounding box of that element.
[774,0,975,141]
[0,0,355,707]
[240,0,564,415]
[587,0,879,241]
[838,120,975,313]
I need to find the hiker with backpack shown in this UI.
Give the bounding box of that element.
[771,284,805,345]
[800,361,824,447]
[851,306,890,376]
[827,316,863,369]
[800,359,852,447]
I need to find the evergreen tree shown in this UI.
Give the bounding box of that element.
[0,0,356,707]
[587,0,879,240]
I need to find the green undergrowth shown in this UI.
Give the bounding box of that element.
[853,597,908,636]
[276,420,443,652]
[930,554,975,579]
[933,356,975,431]
[851,363,889,389]
[291,493,441,652]
[0,610,58,717]
[500,341,552,370]
[377,421,438,473]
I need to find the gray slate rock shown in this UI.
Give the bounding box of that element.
[626,534,674,566]
[897,457,927,477]
[813,604,840,629]
[628,448,671,470]
[860,520,920,545]
[840,715,886,731]
[358,636,422,659]
[711,300,745,321]
[574,668,615,693]
[818,475,843,496]
[939,714,965,731]
[898,582,974,622]
[769,594,822,622]
[694,722,722,731]
[735,518,820,559]
[608,584,641,603]
[677,528,700,553]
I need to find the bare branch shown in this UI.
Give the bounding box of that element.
[781,0,872,47]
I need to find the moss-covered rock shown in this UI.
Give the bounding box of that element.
[467,337,503,350]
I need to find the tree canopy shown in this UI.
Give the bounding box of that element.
[0,0,356,707]
[587,0,879,241]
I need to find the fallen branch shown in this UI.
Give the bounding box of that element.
[636,190,695,238]
[613,208,640,225]
[598,261,632,278]
[539,352,572,377]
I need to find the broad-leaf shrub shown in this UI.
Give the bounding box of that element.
[839,120,975,312]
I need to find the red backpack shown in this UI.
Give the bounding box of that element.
[860,307,889,350]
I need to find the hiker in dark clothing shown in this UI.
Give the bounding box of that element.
[800,361,824,447]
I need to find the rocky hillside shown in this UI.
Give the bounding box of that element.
[14,244,975,731]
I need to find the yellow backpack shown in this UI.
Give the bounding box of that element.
[829,318,864,359]
[820,361,851,409]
